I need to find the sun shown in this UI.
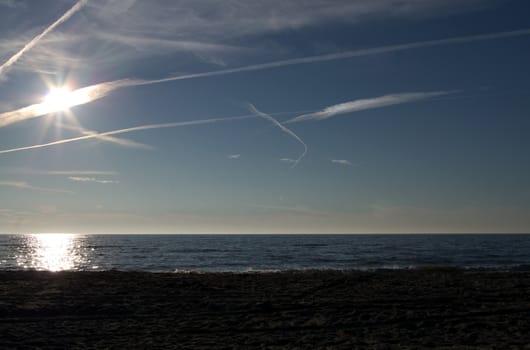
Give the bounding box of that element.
[42,87,75,112]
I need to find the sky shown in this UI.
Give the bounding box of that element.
[0,0,529,234]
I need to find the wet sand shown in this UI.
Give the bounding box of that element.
[1,268,530,349]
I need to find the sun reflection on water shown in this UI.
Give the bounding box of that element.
[18,234,86,271]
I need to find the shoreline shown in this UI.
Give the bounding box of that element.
[3,264,530,273]
[2,269,530,348]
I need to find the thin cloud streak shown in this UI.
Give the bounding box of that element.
[0,180,74,194]
[28,169,116,176]
[0,29,528,127]
[4,167,117,176]
[0,114,255,155]
[96,32,244,55]
[68,177,119,184]
[228,154,241,159]
[0,0,26,9]
[286,91,453,123]
[248,104,308,168]
[0,180,32,189]
[0,0,88,78]
[331,159,352,165]
[142,28,530,85]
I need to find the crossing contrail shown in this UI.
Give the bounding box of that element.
[248,104,308,168]
[56,121,152,149]
[1,28,529,128]
[0,114,255,155]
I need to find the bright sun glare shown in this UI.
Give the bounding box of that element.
[43,87,75,111]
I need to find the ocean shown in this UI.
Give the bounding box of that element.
[0,234,529,272]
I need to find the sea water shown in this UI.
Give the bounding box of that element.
[0,234,529,272]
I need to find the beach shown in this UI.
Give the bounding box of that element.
[1,269,530,349]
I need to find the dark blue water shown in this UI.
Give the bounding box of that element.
[0,234,529,272]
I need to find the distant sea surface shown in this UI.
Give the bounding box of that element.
[1,234,530,272]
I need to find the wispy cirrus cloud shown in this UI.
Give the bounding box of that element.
[85,0,500,41]
[0,180,73,194]
[0,28,527,128]
[0,32,93,76]
[96,32,244,56]
[9,168,117,176]
[331,159,352,165]
[68,177,119,184]
[228,154,241,159]
[285,91,454,123]
[0,0,26,9]
[0,1,518,81]
[0,180,32,189]
[0,0,88,78]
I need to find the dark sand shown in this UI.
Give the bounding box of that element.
[1,269,530,349]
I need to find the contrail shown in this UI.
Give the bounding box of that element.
[141,28,530,87]
[248,104,307,168]
[285,91,454,124]
[0,0,88,78]
[1,28,529,128]
[56,121,152,149]
[0,114,255,155]
[0,108,310,159]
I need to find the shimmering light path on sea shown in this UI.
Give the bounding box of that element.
[1,234,530,272]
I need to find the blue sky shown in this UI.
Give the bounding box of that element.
[0,0,529,233]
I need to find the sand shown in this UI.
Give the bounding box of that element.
[1,268,530,349]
